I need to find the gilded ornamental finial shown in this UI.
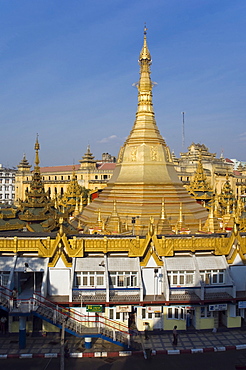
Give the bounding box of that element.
[139,23,151,61]
[34,134,40,168]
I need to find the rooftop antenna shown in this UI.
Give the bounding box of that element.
[181,112,185,150]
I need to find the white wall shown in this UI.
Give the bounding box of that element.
[229,266,246,291]
[48,268,70,296]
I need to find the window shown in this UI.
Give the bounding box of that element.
[142,308,146,319]
[109,308,123,321]
[109,271,138,287]
[168,271,194,286]
[96,272,104,286]
[75,271,104,287]
[109,308,114,320]
[76,274,81,286]
[95,175,98,180]
[200,270,225,285]
[200,306,213,318]
[0,272,9,286]
[167,307,185,320]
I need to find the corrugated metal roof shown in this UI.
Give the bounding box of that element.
[196,256,226,270]
[108,257,138,271]
[75,257,138,271]
[75,257,106,271]
[165,257,195,271]
[15,257,48,272]
[0,257,16,271]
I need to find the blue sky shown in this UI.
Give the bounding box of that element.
[0,0,246,168]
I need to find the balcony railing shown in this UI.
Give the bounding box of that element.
[72,287,140,303]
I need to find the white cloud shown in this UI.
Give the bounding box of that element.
[238,132,246,141]
[98,135,118,143]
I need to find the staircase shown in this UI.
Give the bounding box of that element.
[0,286,134,349]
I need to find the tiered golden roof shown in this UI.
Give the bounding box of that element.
[0,137,77,234]
[58,167,88,215]
[187,153,213,207]
[218,172,235,214]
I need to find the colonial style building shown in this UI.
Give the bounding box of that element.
[0,164,17,205]
[14,147,116,205]
[173,142,246,199]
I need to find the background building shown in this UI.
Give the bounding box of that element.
[0,164,17,205]
[14,147,116,205]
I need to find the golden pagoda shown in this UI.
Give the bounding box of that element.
[79,28,208,235]
[187,153,213,208]
[58,167,88,216]
[0,137,77,234]
[218,171,235,214]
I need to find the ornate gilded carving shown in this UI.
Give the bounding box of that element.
[131,147,137,161]
[150,146,157,161]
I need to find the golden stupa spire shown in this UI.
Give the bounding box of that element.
[139,25,151,62]
[177,202,184,229]
[157,198,172,234]
[125,25,166,147]
[34,134,40,171]
[203,203,220,233]
[161,198,166,220]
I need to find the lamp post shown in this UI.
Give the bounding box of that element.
[60,318,65,370]
[60,316,68,370]
[24,263,36,298]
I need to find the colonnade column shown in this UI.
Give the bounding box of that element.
[19,316,26,349]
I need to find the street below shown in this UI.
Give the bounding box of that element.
[2,350,246,370]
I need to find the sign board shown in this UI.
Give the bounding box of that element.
[209,304,227,312]
[238,301,246,309]
[116,305,132,313]
[146,306,162,313]
[86,305,103,313]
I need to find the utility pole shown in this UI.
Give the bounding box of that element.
[60,319,65,370]
[181,112,185,151]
